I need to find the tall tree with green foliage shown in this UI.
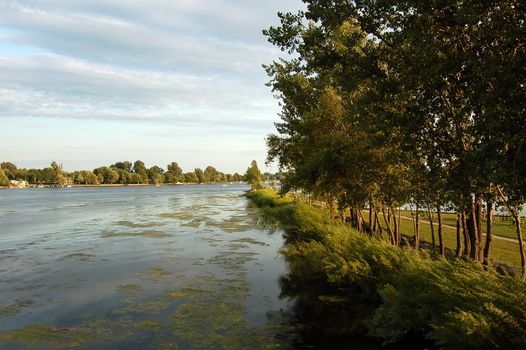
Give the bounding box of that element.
[244,160,263,191]
[204,166,218,183]
[50,161,68,186]
[0,162,17,180]
[0,169,9,187]
[165,162,183,184]
[264,0,526,267]
[194,168,205,184]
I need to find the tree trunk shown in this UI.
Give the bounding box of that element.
[514,214,525,279]
[374,209,383,238]
[483,194,494,267]
[372,208,378,234]
[475,193,484,261]
[428,209,436,254]
[328,195,336,218]
[382,207,394,245]
[497,187,525,279]
[415,204,420,251]
[436,206,444,256]
[409,204,416,236]
[455,211,462,257]
[467,197,478,260]
[350,207,358,230]
[387,207,391,228]
[398,206,402,245]
[461,210,470,258]
[391,205,400,246]
[369,200,373,235]
[357,208,366,233]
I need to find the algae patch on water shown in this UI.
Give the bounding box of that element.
[58,252,96,262]
[135,320,164,331]
[116,284,143,293]
[101,230,171,238]
[0,325,91,347]
[137,266,173,282]
[167,273,270,349]
[208,251,259,271]
[166,286,212,300]
[231,238,268,247]
[0,300,34,318]
[115,220,166,229]
[206,215,255,233]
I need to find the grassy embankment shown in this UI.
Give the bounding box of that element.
[248,189,526,349]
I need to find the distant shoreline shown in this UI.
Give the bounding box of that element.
[1,182,245,189]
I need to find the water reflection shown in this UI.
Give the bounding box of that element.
[275,258,382,349]
[274,222,436,350]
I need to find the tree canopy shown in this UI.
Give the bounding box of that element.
[244,160,264,191]
[265,1,526,270]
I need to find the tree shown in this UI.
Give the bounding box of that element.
[133,160,147,183]
[264,0,525,260]
[112,161,133,172]
[194,168,205,184]
[244,160,263,191]
[184,172,198,183]
[166,162,183,184]
[203,166,218,183]
[50,161,68,186]
[114,169,132,184]
[0,162,17,179]
[147,166,164,185]
[93,166,119,184]
[0,169,9,186]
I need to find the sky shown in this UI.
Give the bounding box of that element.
[0,0,304,173]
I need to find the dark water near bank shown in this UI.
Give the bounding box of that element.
[0,185,381,349]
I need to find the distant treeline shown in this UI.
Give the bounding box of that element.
[0,161,281,186]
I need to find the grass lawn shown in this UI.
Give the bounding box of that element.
[392,212,523,268]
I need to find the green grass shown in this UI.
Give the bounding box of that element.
[392,212,522,268]
[399,210,525,240]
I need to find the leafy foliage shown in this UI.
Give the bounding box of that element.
[264,0,526,270]
[244,160,264,191]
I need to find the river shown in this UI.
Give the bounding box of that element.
[0,185,380,349]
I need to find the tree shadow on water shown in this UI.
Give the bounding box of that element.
[274,260,435,350]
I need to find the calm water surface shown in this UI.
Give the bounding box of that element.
[0,185,383,349]
[0,185,298,349]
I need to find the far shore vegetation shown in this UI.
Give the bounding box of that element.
[0,160,280,188]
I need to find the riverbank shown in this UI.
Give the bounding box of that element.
[248,189,526,349]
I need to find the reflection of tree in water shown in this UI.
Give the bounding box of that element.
[276,258,382,349]
[276,259,434,349]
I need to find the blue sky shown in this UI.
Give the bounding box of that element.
[0,0,303,173]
